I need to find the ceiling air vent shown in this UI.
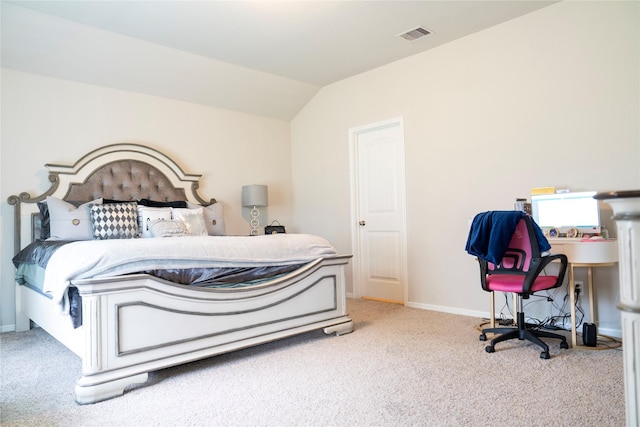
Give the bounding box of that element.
[397,26,431,42]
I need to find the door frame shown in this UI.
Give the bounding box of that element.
[348,117,408,303]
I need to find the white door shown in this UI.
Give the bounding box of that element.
[350,119,407,304]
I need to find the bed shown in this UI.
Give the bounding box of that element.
[8,143,353,404]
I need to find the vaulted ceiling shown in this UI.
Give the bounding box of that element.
[1,1,556,120]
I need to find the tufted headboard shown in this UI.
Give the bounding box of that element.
[65,160,188,203]
[8,143,216,254]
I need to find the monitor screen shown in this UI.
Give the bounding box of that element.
[531,191,600,236]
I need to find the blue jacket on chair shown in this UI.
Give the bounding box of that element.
[465,211,550,265]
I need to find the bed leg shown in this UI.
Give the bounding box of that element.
[323,320,354,336]
[15,311,31,332]
[75,372,149,405]
[15,285,31,332]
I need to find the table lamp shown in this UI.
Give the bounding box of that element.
[242,184,268,236]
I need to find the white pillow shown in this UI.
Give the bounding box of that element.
[46,196,103,240]
[171,207,208,236]
[149,219,190,237]
[137,206,172,238]
[186,201,226,236]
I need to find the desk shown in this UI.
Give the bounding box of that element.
[548,238,618,348]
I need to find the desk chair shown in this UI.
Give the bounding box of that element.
[473,213,569,359]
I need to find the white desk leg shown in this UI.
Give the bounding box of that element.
[569,264,578,348]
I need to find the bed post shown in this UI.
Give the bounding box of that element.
[7,193,23,256]
[7,174,58,332]
[7,194,31,331]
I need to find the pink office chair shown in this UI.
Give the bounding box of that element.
[474,214,569,359]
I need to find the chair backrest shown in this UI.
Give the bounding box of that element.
[475,213,567,296]
[488,217,541,274]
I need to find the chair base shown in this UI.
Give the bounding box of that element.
[480,312,569,359]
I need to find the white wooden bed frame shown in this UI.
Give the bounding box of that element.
[8,143,353,404]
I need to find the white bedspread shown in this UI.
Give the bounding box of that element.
[43,234,336,313]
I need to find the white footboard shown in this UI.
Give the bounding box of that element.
[71,255,352,404]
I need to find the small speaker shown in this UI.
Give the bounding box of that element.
[583,323,597,347]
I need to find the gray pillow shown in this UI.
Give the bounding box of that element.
[90,202,139,240]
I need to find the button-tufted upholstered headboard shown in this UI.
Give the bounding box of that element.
[8,143,216,254]
[65,160,188,203]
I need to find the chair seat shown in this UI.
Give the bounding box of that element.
[486,274,559,293]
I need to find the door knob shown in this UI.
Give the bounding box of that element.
[359,220,366,226]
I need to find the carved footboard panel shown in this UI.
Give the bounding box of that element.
[72,255,352,404]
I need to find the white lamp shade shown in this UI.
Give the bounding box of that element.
[242,185,268,207]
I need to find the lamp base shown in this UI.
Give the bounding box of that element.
[250,206,260,236]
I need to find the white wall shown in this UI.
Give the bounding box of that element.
[0,70,292,330]
[291,1,640,335]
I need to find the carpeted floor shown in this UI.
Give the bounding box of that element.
[0,298,625,426]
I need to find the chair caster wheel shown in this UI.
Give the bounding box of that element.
[479,333,487,341]
[540,351,550,359]
[485,345,494,353]
[560,341,569,350]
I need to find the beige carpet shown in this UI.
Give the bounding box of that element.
[1,299,625,426]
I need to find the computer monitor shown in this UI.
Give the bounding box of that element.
[531,191,600,236]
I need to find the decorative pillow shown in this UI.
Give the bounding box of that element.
[137,206,172,238]
[46,197,103,241]
[103,198,133,204]
[37,201,51,240]
[138,199,187,208]
[186,201,226,236]
[149,219,190,237]
[90,202,139,240]
[171,207,208,236]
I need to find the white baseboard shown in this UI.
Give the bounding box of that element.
[1,324,16,333]
[404,301,622,338]
[597,326,622,339]
[405,300,488,319]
